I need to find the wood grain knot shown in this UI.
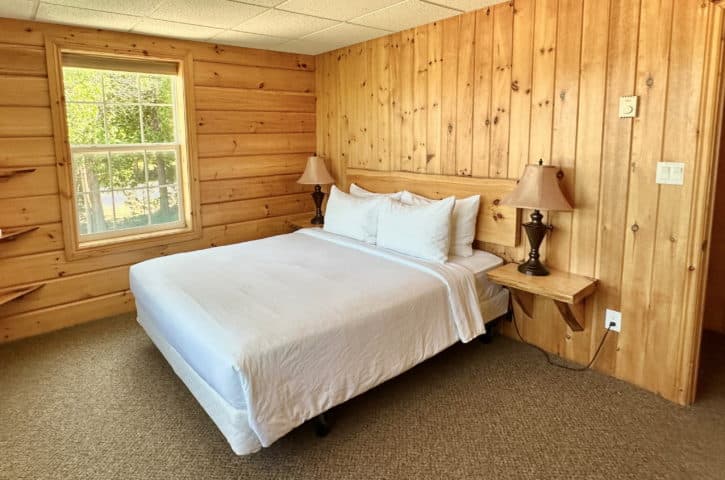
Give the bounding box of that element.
[631,223,639,233]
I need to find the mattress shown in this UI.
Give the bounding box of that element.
[448,249,505,308]
[132,229,508,454]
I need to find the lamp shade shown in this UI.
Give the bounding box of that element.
[297,156,335,185]
[501,163,573,211]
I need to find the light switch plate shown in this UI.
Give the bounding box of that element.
[656,162,685,185]
[619,95,638,118]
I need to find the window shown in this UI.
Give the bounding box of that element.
[63,57,183,239]
[46,44,200,257]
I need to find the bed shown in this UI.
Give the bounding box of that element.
[130,228,509,455]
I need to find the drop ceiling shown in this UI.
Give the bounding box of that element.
[0,0,502,55]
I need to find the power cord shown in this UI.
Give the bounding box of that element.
[508,298,614,371]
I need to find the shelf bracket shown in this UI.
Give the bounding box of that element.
[553,300,585,332]
[510,288,534,318]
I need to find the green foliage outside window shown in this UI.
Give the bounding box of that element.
[63,67,182,236]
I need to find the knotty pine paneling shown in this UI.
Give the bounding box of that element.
[0,17,316,343]
[316,0,720,404]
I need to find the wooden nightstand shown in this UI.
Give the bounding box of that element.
[286,213,323,231]
[487,263,598,332]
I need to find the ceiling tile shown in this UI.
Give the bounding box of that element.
[150,0,266,29]
[276,0,404,22]
[428,0,503,11]
[350,0,459,31]
[132,18,223,40]
[36,3,140,31]
[42,0,163,16]
[234,9,338,39]
[0,0,35,19]
[233,0,286,6]
[212,30,288,49]
[303,23,390,46]
[272,39,329,55]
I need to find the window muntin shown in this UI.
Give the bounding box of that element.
[62,65,185,241]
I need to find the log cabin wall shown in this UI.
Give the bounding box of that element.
[0,18,316,342]
[315,0,722,404]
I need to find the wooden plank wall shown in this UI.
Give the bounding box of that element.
[316,0,717,404]
[0,18,316,342]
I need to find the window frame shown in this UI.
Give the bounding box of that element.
[46,38,201,259]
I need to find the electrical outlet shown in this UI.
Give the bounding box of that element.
[605,309,622,333]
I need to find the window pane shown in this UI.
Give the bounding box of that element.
[106,105,141,144]
[76,194,89,235]
[140,75,173,104]
[66,104,106,145]
[63,68,103,102]
[110,152,146,189]
[73,152,111,192]
[61,58,187,242]
[76,191,114,234]
[113,189,150,230]
[103,71,139,103]
[147,151,177,186]
[142,105,175,143]
[149,185,180,225]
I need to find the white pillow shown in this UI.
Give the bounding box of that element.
[349,183,404,201]
[400,191,481,257]
[324,185,384,244]
[377,196,455,263]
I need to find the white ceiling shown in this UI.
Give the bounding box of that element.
[0,0,502,55]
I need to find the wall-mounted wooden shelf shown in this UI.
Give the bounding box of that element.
[0,168,36,181]
[487,263,598,332]
[0,284,44,307]
[0,226,40,242]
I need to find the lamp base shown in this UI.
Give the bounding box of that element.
[518,258,549,276]
[311,185,325,225]
[519,209,550,276]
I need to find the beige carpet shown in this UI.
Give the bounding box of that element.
[1,314,724,480]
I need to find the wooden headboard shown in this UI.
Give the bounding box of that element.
[345,169,521,248]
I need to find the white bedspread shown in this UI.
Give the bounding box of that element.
[129,229,485,448]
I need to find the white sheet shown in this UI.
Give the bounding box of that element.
[136,286,510,456]
[130,229,491,451]
[135,246,506,411]
[448,250,505,302]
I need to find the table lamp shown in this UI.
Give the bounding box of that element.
[501,160,573,276]
[297,155,335,224]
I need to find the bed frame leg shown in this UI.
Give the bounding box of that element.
[479,312,510,344]
[312,413,331,437]
[479,329,495,344]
